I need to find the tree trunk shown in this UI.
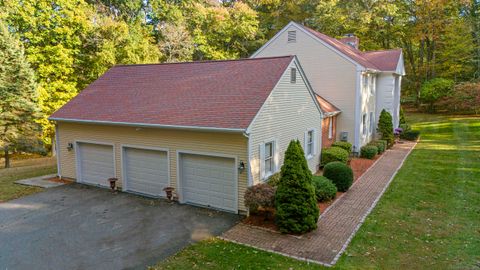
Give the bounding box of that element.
[4,146,10,169]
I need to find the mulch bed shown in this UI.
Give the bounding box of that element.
[242,154,382,232]
[44,176,74,184]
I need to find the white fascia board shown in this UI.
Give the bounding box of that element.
[49,117,246,133]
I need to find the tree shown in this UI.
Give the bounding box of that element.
[275,140,319,234]
[0,21,40,168]
[158,22,194,62]
[2,0,93,150]
[378,109,394,147]
[420,78,454,112]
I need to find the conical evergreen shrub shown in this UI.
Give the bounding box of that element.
[378,109,394,147]
[275,140,319,234]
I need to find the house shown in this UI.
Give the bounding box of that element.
[251,22,406,153]
[49,56,323,213]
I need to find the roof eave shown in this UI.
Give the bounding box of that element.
[49,117,246,133]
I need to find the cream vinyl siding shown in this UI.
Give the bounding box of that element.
[56,122,248,211]
[248,61,322,185]
[359,73,377,147]
[253,24,358,146]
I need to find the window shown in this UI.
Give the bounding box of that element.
[264,141,274,177]
[328,118,333,139]
[290,68,296,83]
[363,74,368,89]
[370,112,374,133]
[370,75,376,95]
[287,30,296,43]
[362,113,367,135]
[306,130,314,157]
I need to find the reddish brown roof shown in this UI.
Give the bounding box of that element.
[362,49,402,72]
[315,94,340,115]
[298,24,402,72]
[50,56,294,130]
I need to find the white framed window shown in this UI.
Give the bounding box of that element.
[370,75,376,95]
[287,30,296,43]
[369,112,374,133]
[290,68,296,83]
[362,113,367,135]
[264,141,274,176]
[260,139,278,180]
[328,118,333,139]
[304,129,317,159]
[363,74,368,89]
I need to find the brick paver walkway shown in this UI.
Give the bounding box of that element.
[222,140,416,266]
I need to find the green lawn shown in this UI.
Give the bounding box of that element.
[0,164,57,202]
[152,113,480,270]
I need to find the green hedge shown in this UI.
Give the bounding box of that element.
[401,130,421,141]
[321,147,349,165]
[331,141,352,154]
[312,176,337,202]
[361,145,378,159]
[323,161,353,192]
[371,140,385,154]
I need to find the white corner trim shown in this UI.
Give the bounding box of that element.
[54,124,62,179]
[353,67,362,152]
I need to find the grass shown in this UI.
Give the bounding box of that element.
[152,113,480,270]
[0,164,57,202]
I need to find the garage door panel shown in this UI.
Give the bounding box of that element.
[124,147,169,197]
[181,153,236,212]
[78,143,114,187]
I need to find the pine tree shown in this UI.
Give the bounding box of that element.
[0,21,40,168]
[378,109,394,147]
[275,140,319,234]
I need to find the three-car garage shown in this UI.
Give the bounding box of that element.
[74,141,238,212]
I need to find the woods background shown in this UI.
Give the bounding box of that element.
[0,0,479,161]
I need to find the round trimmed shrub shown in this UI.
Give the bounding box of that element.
[321,146,349,165]
[372,141,385,154]
[244,183,276,214]
[323,162,353,192]
[331,141,352,154]
[312,176,337,202]
[361,145,378,159]
[275,140,319,234]
[376,140,387,151]
[401,130,421,141]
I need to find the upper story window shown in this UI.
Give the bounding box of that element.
[287,30,296,43]
[290,68,297,83]
[370,75,375,95]
[264,141,275,177]
[363,74,368,90]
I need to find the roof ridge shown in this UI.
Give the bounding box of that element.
[293,23,381,70]
[113,55,294,68]
[363,48,402,54]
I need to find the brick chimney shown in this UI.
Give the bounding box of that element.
[339,34,359,49]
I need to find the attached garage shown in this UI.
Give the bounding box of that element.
[179,153,237,212]
[122,146,169,197]
[76,142,115,187]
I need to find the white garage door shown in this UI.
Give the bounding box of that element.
[180,153,236,212]
[77,142,114,187]
[123,147,169,197]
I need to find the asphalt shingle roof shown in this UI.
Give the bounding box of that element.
[50,56,294,130]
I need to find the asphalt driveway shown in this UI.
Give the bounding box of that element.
[0,184,240,270]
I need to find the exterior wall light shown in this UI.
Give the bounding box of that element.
[238,161,245,173]
[67,143,74,151]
